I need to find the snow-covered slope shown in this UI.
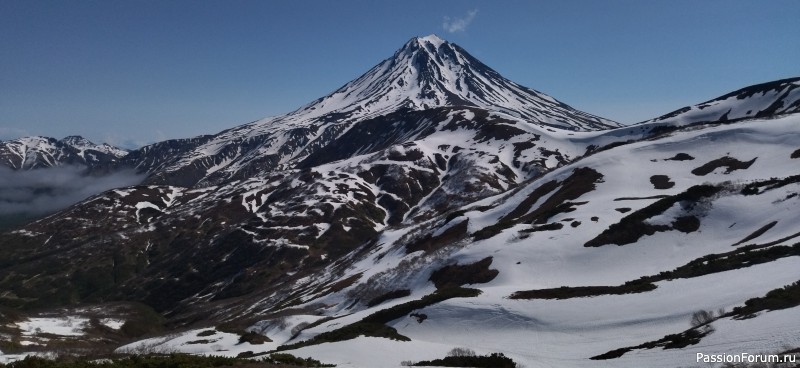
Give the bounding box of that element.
[645,77,800,126]
[99,112,800,368]
[126,35,619,187]
[1,34,799,367]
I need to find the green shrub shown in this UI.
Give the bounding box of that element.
[237,331,272,345]
[732,280,800,319]
[586,184,720,247]
[278,287,480,351]
[429,257,498,289]
[196,329,216,337]
[366,289,411,307]
[267,353,334,367]
[412,352,517,367]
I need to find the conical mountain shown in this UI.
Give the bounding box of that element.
[281,34,620,131]
[129,35,620,187]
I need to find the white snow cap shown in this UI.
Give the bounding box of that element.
[416,34,446,47]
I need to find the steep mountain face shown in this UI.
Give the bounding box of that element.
[0,136,128,170]
[0,36,620,321]
[124,35,620,188]
[1,35,799,368]
[0,106,588,316]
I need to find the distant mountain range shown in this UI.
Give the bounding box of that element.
[1,35,799,368]
[0,135,127,170]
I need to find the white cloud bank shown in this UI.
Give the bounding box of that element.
[0,165,145,216]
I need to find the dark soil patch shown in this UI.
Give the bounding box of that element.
[652,243,800,282]
[323,273,361,294]
[510,281,656,300]
[197,329,217,337]
[733,221,778,246]
[691,156,757,176]
[731,280,800,319]
[615,208,631,213]
[585,185,720,247]
[409,312,427,323]
[650,175,675,189]
[473,168,603,241]
[792,148,800,159]
[613,195,669,201]
[519,222,565,233]
[571,221,581,228]
[366,289,412,307]
[741,174,800,195]
[474,124,528,142]
[406,220,468,254]
[665,153,695,161]
[238,331,272,345]
[592,329,711,360]
[277,287,480,351]
[672,216,700,233]
[429,257,499,290]
[513,243,800,301]
[502,179,561,221]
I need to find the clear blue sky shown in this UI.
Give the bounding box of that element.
[1,0,798,148]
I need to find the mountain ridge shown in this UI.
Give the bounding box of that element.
[0,135,128,170]
[1,35,799,368]
[120,34,620,188]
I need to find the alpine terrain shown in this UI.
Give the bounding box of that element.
[1,35,799,368]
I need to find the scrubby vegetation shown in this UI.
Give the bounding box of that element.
[266,353,334,367]
[591,329,711,360]
[593,281,800,360]
[585,184,720,247]
[238,331,272,345]
[118,304,166,338]
[510,281,656,300]
[612,195,668,201]
[428,257,498,289]
[0,353,334,368]
[512,243,800,299]
[665,153,695,161]
[366,289,411,307]
[733,221,778,246]
[474,168,602,241]
[648,243,800,281]
[670,215,699,233]
[405,220,468,254]
[197,330,217,337]
[277,287,481,351]
[691,156,757,176]
[741,174,800,195]
[519,222,564,232]
[731,280,800,319]
[650,175,675,189]
[403,348,518,367]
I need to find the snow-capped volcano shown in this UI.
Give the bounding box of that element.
[285,34,620,131]
[129,35,620,187]
[2,32,800,367]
